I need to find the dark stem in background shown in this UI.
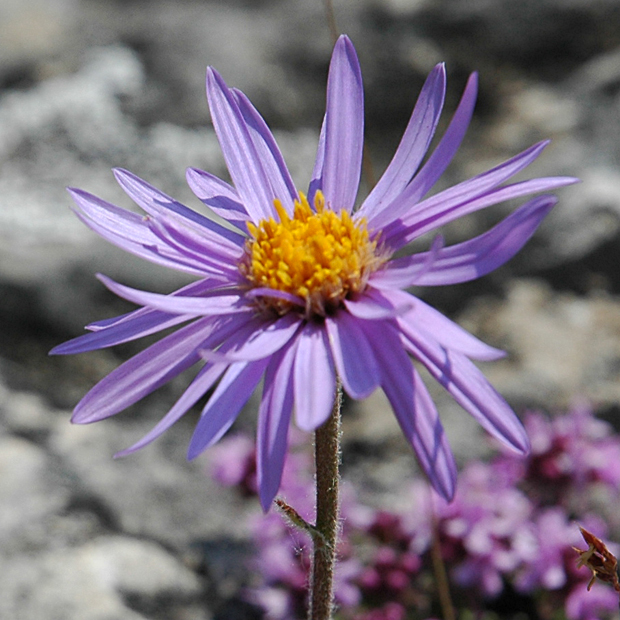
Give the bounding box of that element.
[323,0,339,44]
[309,381,343,620]
[430,501,456,620]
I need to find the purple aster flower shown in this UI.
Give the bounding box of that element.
[50,35,578,509]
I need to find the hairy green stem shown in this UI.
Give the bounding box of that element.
[309,382,342,620]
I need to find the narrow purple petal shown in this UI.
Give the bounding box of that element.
[113,168,245,247]
[97,274,250,316]
[343,287,413,320]
[245,287,305,307]
[207,68,281,222]
[232,87,298,211]
[383,289,505,361]
[325,310,380,399]
[397,233,445,286]
[361,320,456,500]
[86,311,140,331]
[71,317,210,424]
[187,358,270,458]
[316,35,364,212]
[68,188,209,277]
[408,367,457,501]
[385,175,578,248]
[377,195,557,288]
[308,115,326,208]
[143,210,244,278]
[201,312,301,362]
[257,339,297,510]
[400,321,530,454]
[83,277,226,332]
[382,72,478,219]
[371,140,551,233]
[50,310,190,355]
[186,167,249,230]
[114,362,228,456]
[358,64,446,221]
[71,313,252,424]
[294,322,336,431]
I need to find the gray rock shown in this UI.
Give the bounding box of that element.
[459,279,620,410]
[0,435,69,554]
[0,536,205,620]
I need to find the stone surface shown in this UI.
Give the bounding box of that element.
[0,537,205,620]
[460,279,620,410]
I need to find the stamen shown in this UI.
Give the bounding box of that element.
[240,191,386,317]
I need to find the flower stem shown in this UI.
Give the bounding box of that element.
[309,381,343,620]
[430,498,455,620]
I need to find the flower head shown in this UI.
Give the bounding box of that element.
[573,527,620,594]
[51,35,578,509]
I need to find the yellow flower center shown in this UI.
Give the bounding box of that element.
[240,191,386,317]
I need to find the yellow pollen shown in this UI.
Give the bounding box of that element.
[240,191,386,317]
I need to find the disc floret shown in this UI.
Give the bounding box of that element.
[241,191,386,317]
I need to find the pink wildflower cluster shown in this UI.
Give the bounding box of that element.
[208,404,620,620]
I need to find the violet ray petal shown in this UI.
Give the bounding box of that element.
[400,322,530,454]
[385,175,578,248]
[186,167,239,203]
[232,88,298,212]
[68,188,150,240]
[141,220,239,277]
[186,167,250,229]
[358,64,446,221]
[308,115,326,207]
[143,215,243,278]
[85,277,228,331]
[206,68,279,222]
[86,310,136,330]
[382,288,505,361]
[395,73,478,206]
[72,312,253,424]
[245,287,305,306]
[187,358,270,458]
[319,35,364,213]
[325,310,380,399]
[113,168,245,248]
[73,209,207,277]
[72,317,214,424]
[408,367,457,500]
[364,72,478,234]
[257,339,297,510]
[96,274,250,316]
[343,287,413,320]
[115,362,228,457]
[403,233,445,285]
[368,139,549,232]
[200,312,301,362]
[294,322,336,431]
[361,320,456,500]
[68,189,208,277]
[50,311,192,355]
[380,195,557,288]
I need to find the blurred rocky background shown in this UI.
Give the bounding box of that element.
[1,0,620,618]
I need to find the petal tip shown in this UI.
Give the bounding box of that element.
[437,478,456,503]
[70,410,89,425]
[259,489,276,513]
